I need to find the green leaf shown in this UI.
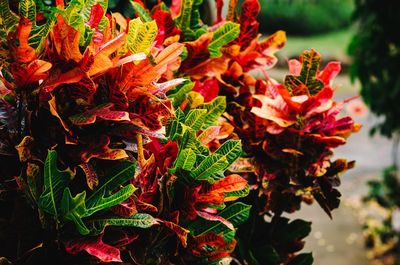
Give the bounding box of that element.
[168,82,195,109]
[38,150,72,222]
[284,49,324,96]
[202,96,226,128]
[189,202,251,236]
[175,0,193,31]
[130,1,152,22]
[287,253,313,265]
[173,148,197,171]
[61,188,90,235]
[208,22,240,58]
[87,213,158,234]
[19,0,36,22]
[127,18,158,54]
[214,139,242,169]
[224,184,250,199]
[18,0,56,51]
[86,160,137,215]
[190,154,229,182]
[184,109,207,131]
[0,0,18,38]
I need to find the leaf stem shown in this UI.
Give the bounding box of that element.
[136,133,145,167]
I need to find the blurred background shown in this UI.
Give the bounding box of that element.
[111,0,400,264]
[259,1,400,265]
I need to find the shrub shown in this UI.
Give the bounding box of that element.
[349,0,400,138]
[0,0,359,264]
[259,0,354,36]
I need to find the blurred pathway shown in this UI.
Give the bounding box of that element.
[269,69,393,265]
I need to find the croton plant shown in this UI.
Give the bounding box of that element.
[0,0,360,264]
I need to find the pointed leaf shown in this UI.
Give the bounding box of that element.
[130,1,152,22]
[190,154,229,182]
[189,202,251,236]
[87,213,158,234]
[38,150,72,221]
[86,161,137,215]
[174,148,196,171]
[184,109,207,131]
[69,103,130,126]
[284,49,324,96]
[61,188,90,235]
[202,96,226,128]
[208,22,240,58]
[127,18,158,54]
[214,139,242,168]
[0,0,18,38]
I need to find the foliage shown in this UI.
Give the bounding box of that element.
[349,1,400,138]
[141,0,358,263]
[0,0,249,264]
[259,0,354,36]
[363,167,400,264]
[0,0,359,264]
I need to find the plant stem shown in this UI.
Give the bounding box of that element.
[392,133,400,169]
[17,93,23,141]
[136,133,145,167]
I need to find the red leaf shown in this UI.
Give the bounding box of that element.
[79,163,99,190]
[128,94,172,131]
[197,126,221,145]
[181,33,213,73]
[158,219,190,247]
[233,0,260,49]
[193,79,220,102]
[64,234,122,263]
[170,0,181,17]
[111,197,138,217]
[152,10,181,46]
[69,103,130,125]
[11,60,52,87]
[196,211,234,231]
[215,0,224,24]
[319,62,341,86]
[86,4,104,29]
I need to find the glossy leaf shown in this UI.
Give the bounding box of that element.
[65,234,122,263]
[87,213,158,234]
[38,150,72,221]
[184,109,207,131]
[130,1,152,22]
[208,22,240,58]
[214,140,242,168]
[190,154,229,182]
[127,18,158,54]
[86,161,137,215]
[284,49,324,96]
[0,0,18,38]
[69,103,130,126]
[189,202,251,236]
[173,148,196,171]
[202,96,226,128]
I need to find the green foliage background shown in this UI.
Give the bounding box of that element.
[349,0,400,138]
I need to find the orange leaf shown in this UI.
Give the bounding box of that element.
[10,17,36,63]
[11,60,52,87]
[210,174,247,193]
[53,15,82,62]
